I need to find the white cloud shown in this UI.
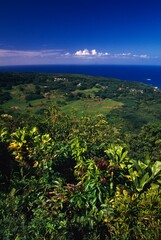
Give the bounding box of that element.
[97,52,110,56]
[0,47,153,66]
[0,49,67,65]
[104,52,110,56]
[132,54,149,59]
[0,48,150,60]
[64,52,71,56]
[91,49,97,55]
[139,54,149,59]
[73,49,152,63]
[98,52,103,57]
[122,53,131,56]
[74,49,111,57]
[0,49,61,58]
[113,53,132,57]
[75,49,91,56]
[0,49,37,57]
[113,53,150,59]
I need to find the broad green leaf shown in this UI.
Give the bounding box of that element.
[131,159,143,175]
[139,172,150,190]
[128,167,139,189]
[151,183,160,189]
[138,160,148,171]
[151,161,161,177]
[120,150,128,162]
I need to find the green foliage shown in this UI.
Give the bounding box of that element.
[128,122,161,161]
[0,76,161,239]
[1,72,161,130]
[6,126,53,169]
[128,156,161,193]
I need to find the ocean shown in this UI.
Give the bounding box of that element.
[0,64,161,89]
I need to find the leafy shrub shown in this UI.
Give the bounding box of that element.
[0,110,161,239]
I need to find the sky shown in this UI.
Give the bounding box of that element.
[0,0,161,66]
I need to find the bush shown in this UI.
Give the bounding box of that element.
[0,111,161,239]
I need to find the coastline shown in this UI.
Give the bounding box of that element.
[0,64,161,89]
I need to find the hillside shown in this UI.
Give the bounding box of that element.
[0,72,161,239]
[1,72,161,129]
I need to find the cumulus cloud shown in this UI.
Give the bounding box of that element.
[74,49,151,60]
[0,47,152,66]
[0,48,150,60]
[91,49,97,55]
[75,49,91,56]
[74,49,111,57]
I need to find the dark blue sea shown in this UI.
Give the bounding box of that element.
[0,64,161,89]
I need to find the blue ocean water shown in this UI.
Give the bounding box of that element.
[0,64,161,89]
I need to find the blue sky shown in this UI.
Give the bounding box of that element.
[0,0,161,65]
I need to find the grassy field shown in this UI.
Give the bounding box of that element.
[61,98,123,116]
[2,95,122,117]
[1,82,123,116]
[72,87,100,98]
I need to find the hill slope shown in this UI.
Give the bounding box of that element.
[1,72,161,129]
